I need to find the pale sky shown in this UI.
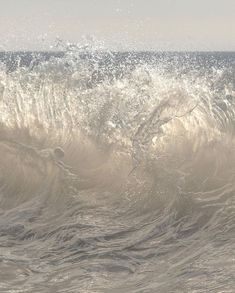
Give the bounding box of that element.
[0,0,234,51]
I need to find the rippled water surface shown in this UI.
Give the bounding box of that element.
[0,49,235,292]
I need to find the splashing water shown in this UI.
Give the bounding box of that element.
[0,48,235,292]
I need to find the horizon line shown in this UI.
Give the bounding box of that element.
[0,50,235,54]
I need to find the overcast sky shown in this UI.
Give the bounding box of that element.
[0,0,234,51]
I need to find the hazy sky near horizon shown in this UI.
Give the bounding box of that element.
[0,0,234,51]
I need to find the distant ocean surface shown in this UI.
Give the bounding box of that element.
[0,50,235,292]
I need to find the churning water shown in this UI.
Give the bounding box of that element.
[0,48,235,292]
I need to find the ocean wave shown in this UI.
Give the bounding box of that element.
[0,49,234,292]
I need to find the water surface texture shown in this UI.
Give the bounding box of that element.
[0,49,235,292]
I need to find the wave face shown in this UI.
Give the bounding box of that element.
[0,49,235,292]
